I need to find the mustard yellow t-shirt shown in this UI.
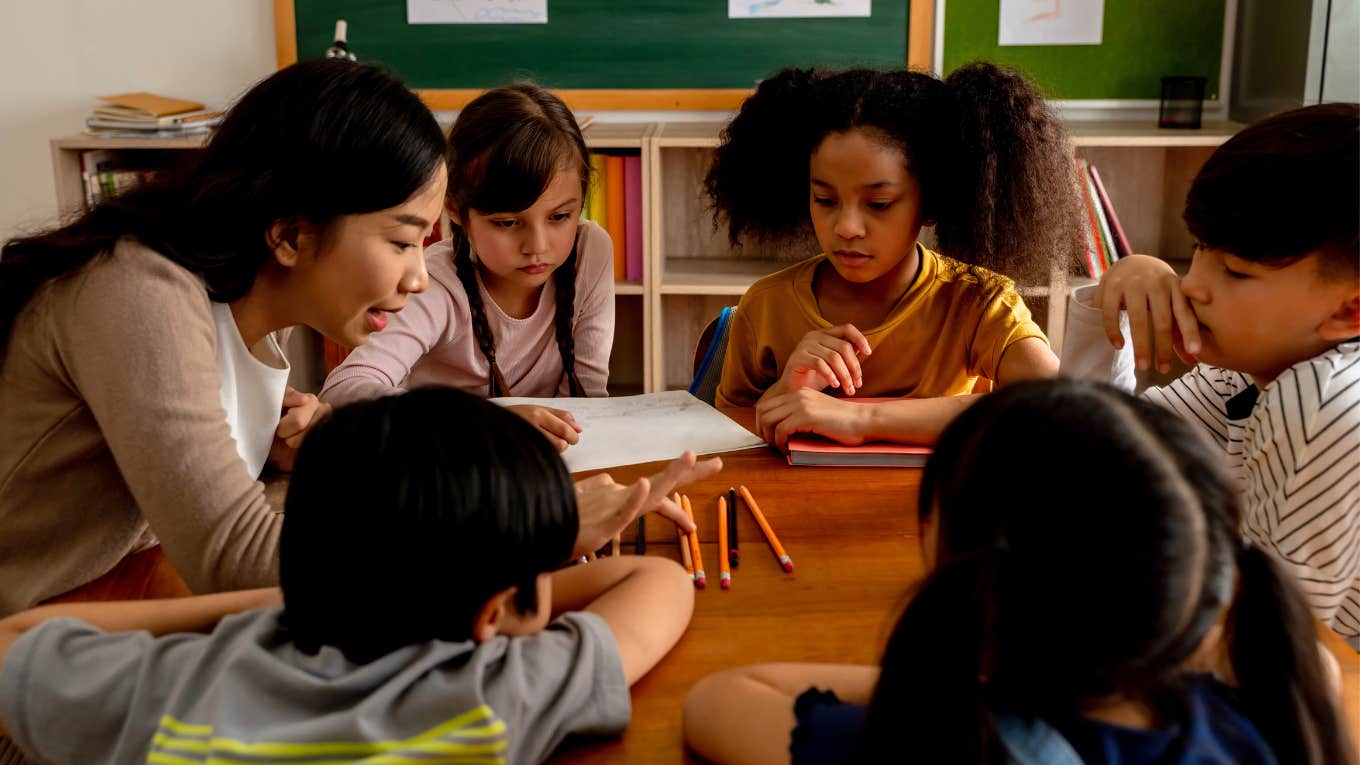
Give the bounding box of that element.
[716,246,1047,411]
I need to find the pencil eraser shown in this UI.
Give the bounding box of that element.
[779,556,794,573]
[720,573,731,589]
[694,571,707,589]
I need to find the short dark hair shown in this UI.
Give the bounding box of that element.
[279,387,578,663]
[850,380,1351,764]
[1185,102,1358,280]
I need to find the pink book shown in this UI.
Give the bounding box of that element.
[784,398,933,467]
[623,155,643,282]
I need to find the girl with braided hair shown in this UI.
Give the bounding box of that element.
[710,63,1081,449]
[322,83,614,452]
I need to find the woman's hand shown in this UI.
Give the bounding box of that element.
[777,324,872,396]
[506,404,582,452]
[755,388,870,451]
[1094,254,1201,373]
[571,450,723,557]
[268,387,332,472]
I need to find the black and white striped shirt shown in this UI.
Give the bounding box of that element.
[1063,287,1360,650]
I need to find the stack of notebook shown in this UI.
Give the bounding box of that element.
[86,92,222,138]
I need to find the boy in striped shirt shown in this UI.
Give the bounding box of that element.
[1063,103,1360,649]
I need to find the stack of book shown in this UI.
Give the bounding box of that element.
[1075,157,1133,279]
[85,92,222,138]
[582,150,644,284]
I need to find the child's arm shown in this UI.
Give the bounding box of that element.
[1095,254,1202,374]
[506,405,582,452]
[318,283,453,408]
[549,556,693,685]
[683,663,879,765]
[268,387,333,471]
[754,388,977,449]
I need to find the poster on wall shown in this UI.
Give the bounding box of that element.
[999,0,1103,45]
[729,0,871,19]
[408,0,548,24]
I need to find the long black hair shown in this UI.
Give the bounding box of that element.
[0,59,446,361]
[279,386,578,664]
[444,83,591,397]
[851,380,1352,764]
[1185,102,1358,279]
[705,62,1080,287]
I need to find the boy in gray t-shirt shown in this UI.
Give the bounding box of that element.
[0,388,697,764]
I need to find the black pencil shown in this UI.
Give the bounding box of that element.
[728,487,739,566]
[634,516,646,554]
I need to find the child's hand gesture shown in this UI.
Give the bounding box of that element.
[755,388,870,451]
[779,324,872,396]
[268,387,332,472]
[571,450,723,557]
[1094,254,1202,373]
[506,404,583,452]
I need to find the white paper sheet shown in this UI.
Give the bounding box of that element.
[729,0,871,19]
[492,390,766,473]
[407,0,548,25]
[999,0,1103,46]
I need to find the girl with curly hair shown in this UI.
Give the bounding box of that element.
[709,63,1081,448]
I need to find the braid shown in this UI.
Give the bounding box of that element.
[552,231,585,396]
[452,231,510,397]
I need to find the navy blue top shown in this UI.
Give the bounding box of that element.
[790,676,1276,765]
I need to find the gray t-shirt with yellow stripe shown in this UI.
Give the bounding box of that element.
[0,607,628,764]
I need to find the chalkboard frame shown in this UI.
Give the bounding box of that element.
[275,0,936,109]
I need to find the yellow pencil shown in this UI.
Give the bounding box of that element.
[673,493,694,579]
[681,494,706,588]
[717,495,731,589]
[738,485,793,573]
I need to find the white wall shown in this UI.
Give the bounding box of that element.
[0,1,275,241]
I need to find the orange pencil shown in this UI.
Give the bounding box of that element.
[611,534,621,557]
[673,493,694,579]
[717,495,731,589]
[681,494,706,588]
[738,485,793,573]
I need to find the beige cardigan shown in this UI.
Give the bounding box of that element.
[0,240,280,616]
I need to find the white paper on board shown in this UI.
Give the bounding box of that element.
[407,0,548,24]
[491,390,766,473]
[729,0,871,19]
[999,0,1103,46]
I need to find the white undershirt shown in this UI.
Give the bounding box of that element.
[212,302,291,479]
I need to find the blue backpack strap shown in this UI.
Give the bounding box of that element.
[689,306,735,400]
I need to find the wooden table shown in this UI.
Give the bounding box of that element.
[556,413,1360,763]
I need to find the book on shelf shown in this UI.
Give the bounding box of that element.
[604,155,627,282]
[1075,158,1110,278]
[1087,164,1133,260]
[86,92,220,137]
[95,92,205,120]
[79,150,168,210]
[623,155,643,282]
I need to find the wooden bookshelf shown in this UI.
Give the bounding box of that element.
[50,118,1242,395]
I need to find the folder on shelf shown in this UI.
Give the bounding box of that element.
[624,155,643,282]
[95,92,206,120]
[587,153,607,228]
[605,155,627,282]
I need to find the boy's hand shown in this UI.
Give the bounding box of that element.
[755,388,869,451]
[1094,254,1202,373]
[571,450,723,557]
[506,404,582,452]
[779,324,872,396]
[268,388,331,472]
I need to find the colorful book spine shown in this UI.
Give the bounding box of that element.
[623,155,643,282]
[1075,158,1108,276]
[1086,167,1118,270]
[1087,164,1133,260]
[587,153,608,228]
[604,155,627,282]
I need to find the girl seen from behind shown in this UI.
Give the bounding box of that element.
[709,63,1080,448]
[685,380,1354,765]
[321,83,615,452]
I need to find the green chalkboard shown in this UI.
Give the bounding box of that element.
[292,1,908,91]
[942,0,1225,100]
